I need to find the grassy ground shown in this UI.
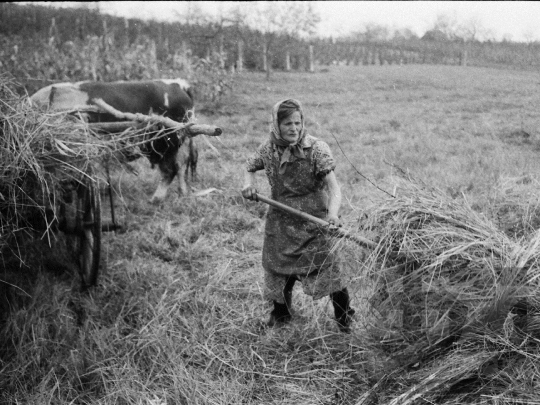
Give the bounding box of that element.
[2,64,540,404]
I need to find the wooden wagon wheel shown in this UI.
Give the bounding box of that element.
[76,172,102,289]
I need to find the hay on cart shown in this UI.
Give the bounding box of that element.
[0,76,155,260]
[1,75,221,268]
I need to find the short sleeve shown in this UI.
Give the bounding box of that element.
[245,141,267,172]
[312,140,336,178]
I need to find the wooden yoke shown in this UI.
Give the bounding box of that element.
[89,98,222,137]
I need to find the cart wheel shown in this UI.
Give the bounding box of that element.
[77,180,101,289]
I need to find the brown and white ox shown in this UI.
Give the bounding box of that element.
[30,79,199,203]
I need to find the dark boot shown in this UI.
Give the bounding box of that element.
[267,277,296,327]
[283,276,296,314]
[331,288,355,333]
[267,301,292,327]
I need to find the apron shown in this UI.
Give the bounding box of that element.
[262,145,336,276]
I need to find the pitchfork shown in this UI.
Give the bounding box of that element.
[254,193,377,250]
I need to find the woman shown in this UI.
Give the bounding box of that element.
[242,98,355,332]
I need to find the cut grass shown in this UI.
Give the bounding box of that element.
[2,64,540,403]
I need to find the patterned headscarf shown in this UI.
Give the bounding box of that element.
[269,98,307,174]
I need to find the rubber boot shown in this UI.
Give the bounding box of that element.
[330,288,355,333]
[283,276,296,314]
[267,277,296,327]
[267,301,292,327]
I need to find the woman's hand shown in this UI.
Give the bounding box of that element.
[241,185,259,201]
[242,172,259,201]
[325,215,342,228]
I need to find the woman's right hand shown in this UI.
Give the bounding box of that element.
[241,185,259,201]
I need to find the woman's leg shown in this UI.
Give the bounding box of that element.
[330,288,355,332]
[268,276,296,326]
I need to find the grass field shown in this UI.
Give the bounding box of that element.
[2,64,540,404]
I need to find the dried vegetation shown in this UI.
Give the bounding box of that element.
[3,65,540,404]
[340,172,540,404]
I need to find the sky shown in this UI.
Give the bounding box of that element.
[40,1,540,42]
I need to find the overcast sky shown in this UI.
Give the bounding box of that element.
[46,1,540,42]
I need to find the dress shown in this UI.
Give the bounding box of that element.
[246,134,345,302]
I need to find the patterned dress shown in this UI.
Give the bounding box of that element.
[246,134,345,302]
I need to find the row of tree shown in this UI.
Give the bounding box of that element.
[2,2,540,96]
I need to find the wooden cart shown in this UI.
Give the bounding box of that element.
[52,103,222,289]
[54,164,102,289]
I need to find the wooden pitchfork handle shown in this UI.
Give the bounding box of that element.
[254,193,378,250]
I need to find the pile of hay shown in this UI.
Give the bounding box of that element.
[489,175,540,238]
[344,174,540,404]
[0,75,145,260]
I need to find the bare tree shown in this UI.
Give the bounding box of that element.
[432,12,461,40]
[350,23,392,43]
[181,3,211,26]
[459,16,487,42]
[523,29,537,44]
[392,27,418,41]
[241,2,320,79]
[71,1,100,11]
[363,22,391,42]
[501,33,513,43]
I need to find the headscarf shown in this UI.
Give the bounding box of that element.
[269,98,307,174]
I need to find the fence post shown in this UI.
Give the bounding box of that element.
[308,44,314,72]
[285,50,291,71]
[218,33,225,69]
[90,37,98,81]
[102,19,107,51]
[262,41,268,72]
[149,40,158,75]
[76,15,87,41]
[460,49,468,66]
[237,39,244,73]
[49,17,58,45]
[163,36,169,59]
[123,18,129,46]
[174,40,191,75]
[364,48,371,65]
[372,48,379,65]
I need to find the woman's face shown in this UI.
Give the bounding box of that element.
[279,111,302,144]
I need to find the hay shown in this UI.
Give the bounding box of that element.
[0,75,156,260]
[490,175,540,238]
[339,173,540,403]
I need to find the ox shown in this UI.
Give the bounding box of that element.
[30,79,199,203]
